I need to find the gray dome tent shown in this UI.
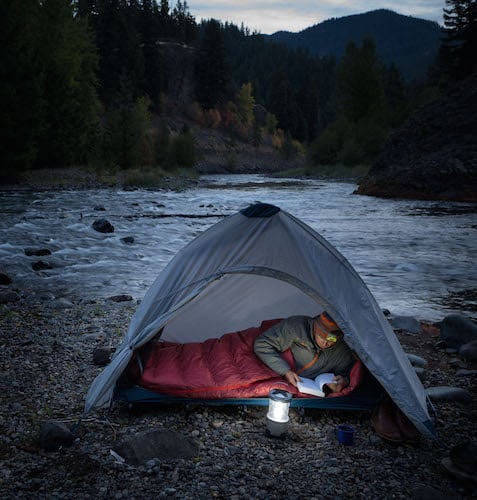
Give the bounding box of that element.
[85,203,437,438]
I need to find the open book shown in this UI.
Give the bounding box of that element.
[297,372,335,397]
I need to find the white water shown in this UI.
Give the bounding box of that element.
[1,174,476,321]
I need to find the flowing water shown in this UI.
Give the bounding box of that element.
[1,174,476,322]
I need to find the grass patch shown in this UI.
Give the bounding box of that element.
[122,167,167,188]
[122,166,199,190]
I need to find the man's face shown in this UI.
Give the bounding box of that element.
[313,320,336,349]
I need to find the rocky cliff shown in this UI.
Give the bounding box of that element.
[356,72,477,202]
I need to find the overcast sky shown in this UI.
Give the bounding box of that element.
[189,1,445,34]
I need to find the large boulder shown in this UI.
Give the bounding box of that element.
[112,429,198,465]
[39,420,74,451]
[425,386,472,404]
[442,441,477,484]
[0,266,12,285]
[32,260,53,271]
[449,441,477,475]
[92,218,114,233]
[356,71,477,202]
[0,290,20,303]
[389,315,421,334]
[459,340,477,362]
[439,314,477,349]
[24,247,52,257]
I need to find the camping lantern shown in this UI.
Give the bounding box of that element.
[266,388,292,437]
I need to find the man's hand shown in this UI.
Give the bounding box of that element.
[333,375,349,388]
[284,370,300,387]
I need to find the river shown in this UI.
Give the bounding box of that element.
[1,174,476,322]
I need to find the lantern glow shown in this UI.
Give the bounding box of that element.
[266,388,292,437]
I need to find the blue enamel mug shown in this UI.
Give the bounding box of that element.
[336,424,355,445]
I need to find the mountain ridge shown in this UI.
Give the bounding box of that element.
[267,9,442,81]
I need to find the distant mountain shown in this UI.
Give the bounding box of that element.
[268,9,442,81]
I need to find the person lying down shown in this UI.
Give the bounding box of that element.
[126,313,362,400]
[253,311,355,394]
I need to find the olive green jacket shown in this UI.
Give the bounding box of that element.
[253,316,354,378]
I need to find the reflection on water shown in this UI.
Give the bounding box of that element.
[438,289,477,314]
[0,174,476,322]
[406,204,477,217]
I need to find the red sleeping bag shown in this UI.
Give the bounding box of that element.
[128,319,363,399]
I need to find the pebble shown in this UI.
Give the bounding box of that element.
[0,297,476,499]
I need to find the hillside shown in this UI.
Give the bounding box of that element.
[3,3,449,187]
[356,71,477,202]
[269,9,441,81]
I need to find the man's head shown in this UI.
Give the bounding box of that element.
[313,311,343,349]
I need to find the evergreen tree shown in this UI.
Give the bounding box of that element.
[383,63,409,127]
[195,19,231,109]
[0,0,43,178]
[93,0,145,107]
[441,0,477,80]
[171,1,196,43]
[75,0,98,18]
[157,0,173,36]
[159,0,170,18]
[336,38,385,123]
[266,69,291,130]
[36,0,99,167]
[102,96,151,168]
[309,37,390,165]
[123,96,152,167]
[140,0,164,105]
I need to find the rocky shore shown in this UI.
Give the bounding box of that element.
[0,293,476,499]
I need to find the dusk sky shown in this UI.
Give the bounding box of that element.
[189,1,445,34]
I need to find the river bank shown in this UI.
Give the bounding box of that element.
[0,161,365,193]
[2,166,201,192]
[0,294,476,499]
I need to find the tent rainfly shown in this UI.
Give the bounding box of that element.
[84,202,437,439]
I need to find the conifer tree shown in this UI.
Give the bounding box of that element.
[140,0,163,105]
[441,0,477,80]
[336,38,385,123]
[93,0,145,107]
[36,0,99,167]
[266,70,291,130]
[0,0,43,178]
[171,1,196,43]
[157,0,172,36]
[195,19,231,109]
[309,37,390,166]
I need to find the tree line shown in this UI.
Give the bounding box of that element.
[1,0,475,181]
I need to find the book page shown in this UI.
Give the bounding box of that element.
[315,372,335,387]
[297,372,335,397]
[297,377,324,397]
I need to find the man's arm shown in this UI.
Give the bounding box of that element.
[253,318,298,376]
[330,342,355,380]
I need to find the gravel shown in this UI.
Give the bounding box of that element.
[0,296,476,499]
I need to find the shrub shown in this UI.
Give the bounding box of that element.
[166,127,196,168]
